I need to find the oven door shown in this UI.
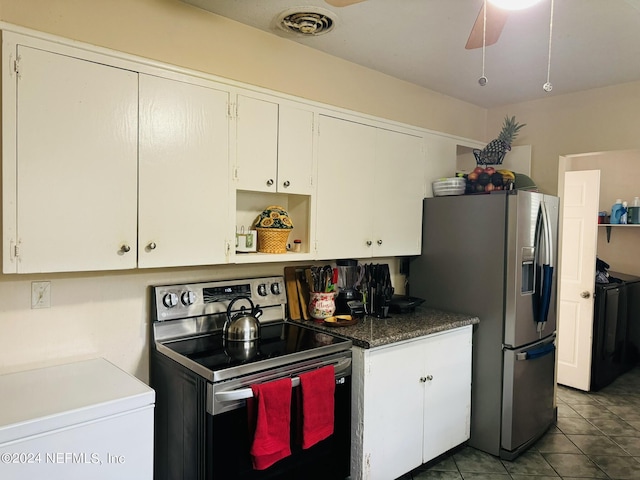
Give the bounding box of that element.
[206,352,351,480]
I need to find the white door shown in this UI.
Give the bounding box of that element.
[316,116,376,259]
[138,74,230,268]
[235,94,278,192]
[277,104,315,195]
[11,46,138,273]
[557,169,600,390]
[373,129,424,256]
[366,341,424,480]
[422,326,472,462]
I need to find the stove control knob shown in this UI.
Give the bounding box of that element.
[257,284,268,296]
[163,292,178,308]
[181,290,196,306]
[270,282,281,295]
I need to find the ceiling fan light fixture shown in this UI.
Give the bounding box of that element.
[488,0,543,10]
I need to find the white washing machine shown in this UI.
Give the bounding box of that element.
[0,358,155,480]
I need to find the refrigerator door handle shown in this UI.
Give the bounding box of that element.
[515,341,556,361]
[536,201,554,331]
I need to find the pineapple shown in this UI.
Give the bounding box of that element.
[474,115,526,165]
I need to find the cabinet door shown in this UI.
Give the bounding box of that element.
[422,326,472,462]
[235,94,278,192]
[277,104,315,195]
[373,129,425,256]
[138,75,230,268]
[316,116,376,259]
[6,46,138,273]
[365,341,425,480]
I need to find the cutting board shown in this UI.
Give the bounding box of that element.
[284,267,301,320]
[284,265,312,320]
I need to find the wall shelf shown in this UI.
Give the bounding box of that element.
[598,224,640,242]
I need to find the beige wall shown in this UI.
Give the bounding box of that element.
[0,0,487,380]
[487,82,640,195]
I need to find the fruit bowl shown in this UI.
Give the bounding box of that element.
[465,166,514,194]
[432,177,466,196]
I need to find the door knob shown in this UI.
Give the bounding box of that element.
[580,291,591,299]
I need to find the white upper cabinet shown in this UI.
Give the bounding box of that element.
[234,94,315,195]
[3,45,138,273]
[277,103,315,195]
[316,116,377,259]
[138,74,230,268]
[316,115,425,259]
[373,128,425,256]
[234,94,279,192]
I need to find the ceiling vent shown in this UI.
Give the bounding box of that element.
[276,8,336,36]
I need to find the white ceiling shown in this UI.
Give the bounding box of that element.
[181,0,640,108]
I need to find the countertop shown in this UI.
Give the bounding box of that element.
[288,307,479,349]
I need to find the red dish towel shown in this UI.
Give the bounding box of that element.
[299,365,335,449]
[248,378,292,470]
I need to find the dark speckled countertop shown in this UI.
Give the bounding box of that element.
[288,307,479,349]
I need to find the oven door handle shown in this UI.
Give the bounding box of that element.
[214,357,351,403]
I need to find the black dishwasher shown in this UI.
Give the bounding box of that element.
[591,272,640,391]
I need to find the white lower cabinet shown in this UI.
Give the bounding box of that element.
[351,326,472,480]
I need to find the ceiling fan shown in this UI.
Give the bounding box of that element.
[324,0,541,50]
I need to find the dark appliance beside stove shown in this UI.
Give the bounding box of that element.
[150,276,352,480]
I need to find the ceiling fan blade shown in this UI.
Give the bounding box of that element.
[465,2,509,50]
[325,0,367,6]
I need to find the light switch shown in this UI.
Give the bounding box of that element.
[31,281,51,309]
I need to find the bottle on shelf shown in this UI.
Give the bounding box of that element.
[610,199,624,224]
[621,201,628,224]
[629,197,640,224]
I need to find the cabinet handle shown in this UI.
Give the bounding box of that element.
[366,240,372,246]
[377,239,383,245]
[266,179,274,186]
[120,244,131,254]
[147,242,157,251]
[420,375,433,383]
[283,180,291,188]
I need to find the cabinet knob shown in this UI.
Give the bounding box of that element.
[266,179,274,186]
[120,244,131,254]
[580,291,591,299]
[426,375,433,381]
[147,242,157,251]
[377,239,383,245]
[420,375,433,383]
[283,180,291,188]
[366,240,372,246]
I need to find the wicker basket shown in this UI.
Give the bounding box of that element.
[256,228,291,254]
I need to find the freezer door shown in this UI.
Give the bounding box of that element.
[504,192,559,347]
[501,335,556,455]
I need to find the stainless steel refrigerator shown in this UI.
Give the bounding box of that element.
[409,190,558,460]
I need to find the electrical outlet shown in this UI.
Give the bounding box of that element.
[31,281,51,309]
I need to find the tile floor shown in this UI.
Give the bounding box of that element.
[398,366,640,480]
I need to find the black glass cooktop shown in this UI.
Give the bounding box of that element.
[162,322,349,375]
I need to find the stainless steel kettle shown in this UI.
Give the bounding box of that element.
[224,296,262,342]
